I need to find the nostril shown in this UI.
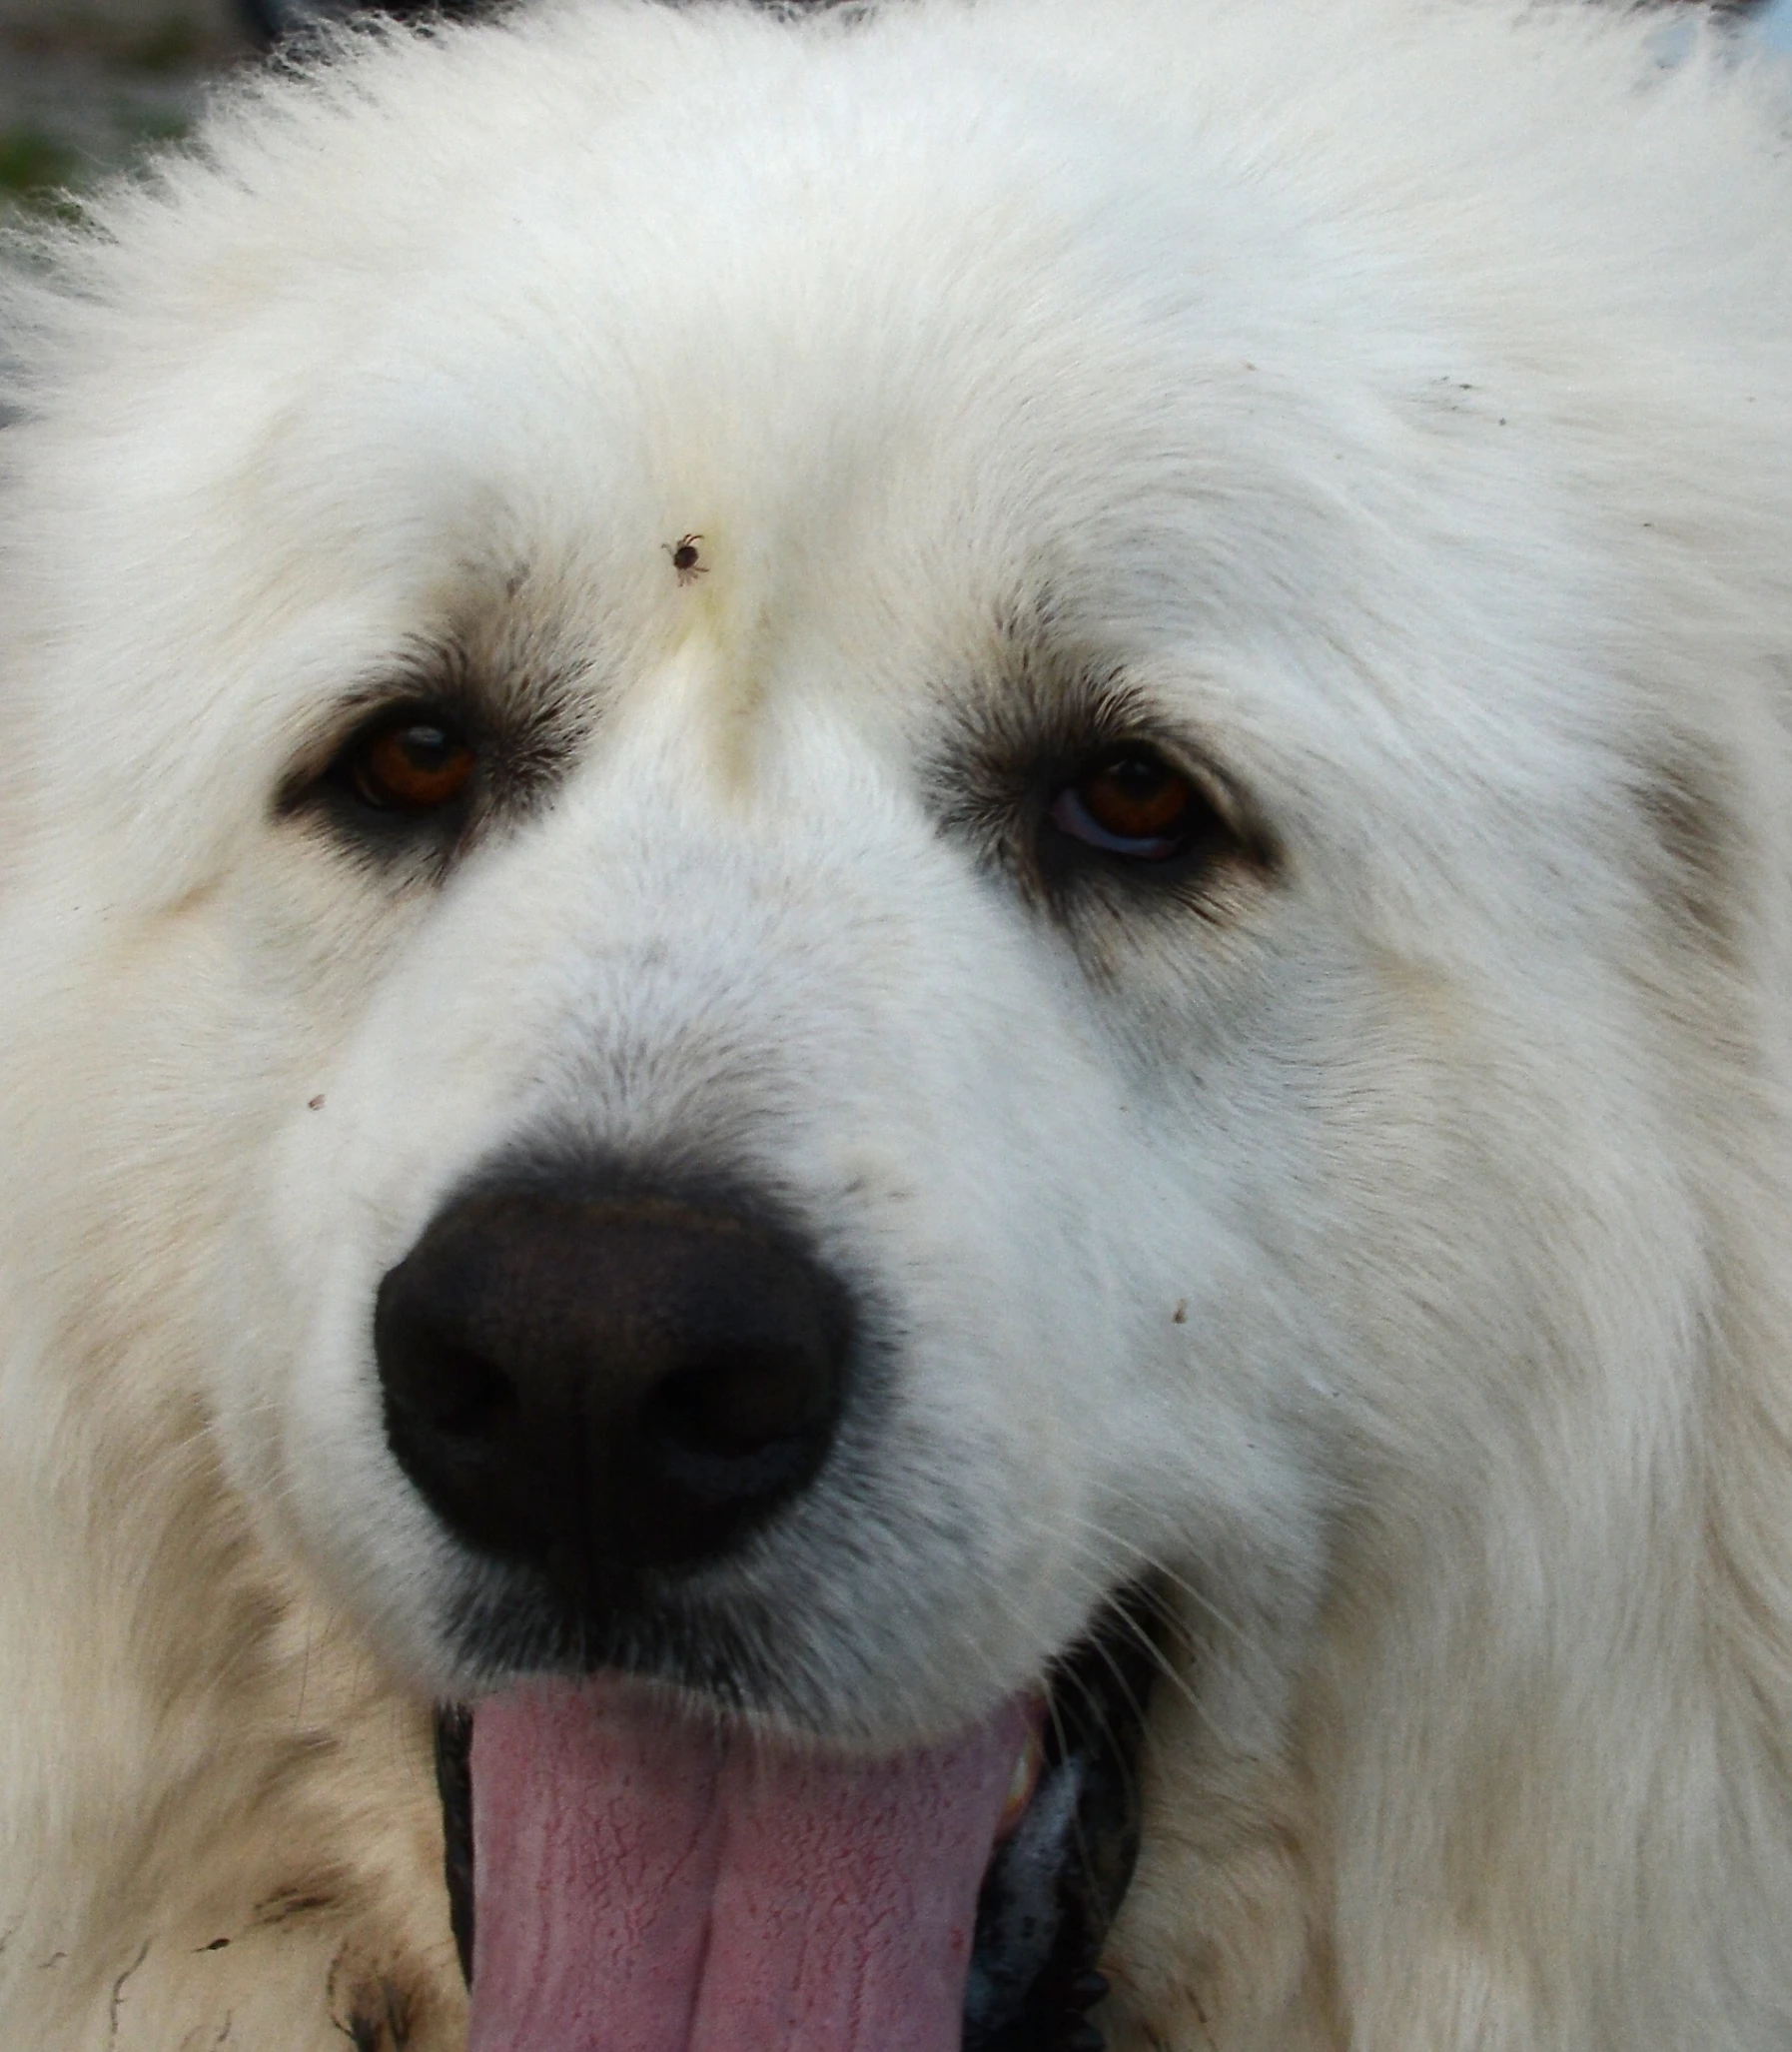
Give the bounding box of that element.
[649,1338,834,1456]
[643,1351,831,1504]
[375,1296,520,1444]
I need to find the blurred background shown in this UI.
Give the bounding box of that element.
[1,0,1789,217]
[0,0,247,210]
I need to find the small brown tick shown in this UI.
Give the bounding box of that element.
[665,532,705,585]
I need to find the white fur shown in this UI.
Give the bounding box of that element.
[2,1,1791,2044]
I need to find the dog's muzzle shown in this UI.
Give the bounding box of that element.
[382,1173,1157,2050]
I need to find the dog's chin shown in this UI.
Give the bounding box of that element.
[433,1592,1162,2052]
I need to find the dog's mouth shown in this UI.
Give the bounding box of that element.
[434,1594,1159,2052]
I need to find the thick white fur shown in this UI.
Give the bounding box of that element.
[2,1,1791,2045]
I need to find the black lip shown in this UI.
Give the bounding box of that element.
[433,1701,476,1987]
[432,1588,1162,2051]
[961,1590,1161,2052]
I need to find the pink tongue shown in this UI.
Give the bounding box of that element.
[467,1676,1033,2052]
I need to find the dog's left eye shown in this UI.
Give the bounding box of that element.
[1049,749,1214,861]
[339,711,477,814]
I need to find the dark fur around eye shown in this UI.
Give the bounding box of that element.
[278,651,577,876]
[934,663,1278,922]
[300,700,483,859]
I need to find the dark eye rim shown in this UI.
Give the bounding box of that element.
[308,699,482,828]
[1039,738,1246,884]
[1048,746,1213,862]
[342,707,479,815]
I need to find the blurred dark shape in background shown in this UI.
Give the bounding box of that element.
[0,0,1785,219]
[236,0,481,44]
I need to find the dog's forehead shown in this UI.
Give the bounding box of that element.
[0,0,1650,900]
[218,157,1376,749]
[110,3,1416,620]
[115,81,1273,758]
[235,124,1222,604]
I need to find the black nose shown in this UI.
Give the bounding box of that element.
[375,1185,849,1590]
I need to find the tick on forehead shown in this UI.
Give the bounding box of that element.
[665,532,706,585]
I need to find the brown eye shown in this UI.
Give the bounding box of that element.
[1050,748,1209,860]
[345,714,477,814]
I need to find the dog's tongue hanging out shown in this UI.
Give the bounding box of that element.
[467,1677,1033,2052]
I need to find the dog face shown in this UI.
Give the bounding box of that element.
[6,2,1778,2044]
[210,259,1338,1736]
[1,0,1696,1735]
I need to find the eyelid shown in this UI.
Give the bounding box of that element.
[276,693,478,822]
[1070,737,1233,821]
[278,693,439,808]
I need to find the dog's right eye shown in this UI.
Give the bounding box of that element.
[1047,745,1235,872]
[1051,750,1205,860]
[336,710,477,815]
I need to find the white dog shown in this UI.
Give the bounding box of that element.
[2,2,1791,2046]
